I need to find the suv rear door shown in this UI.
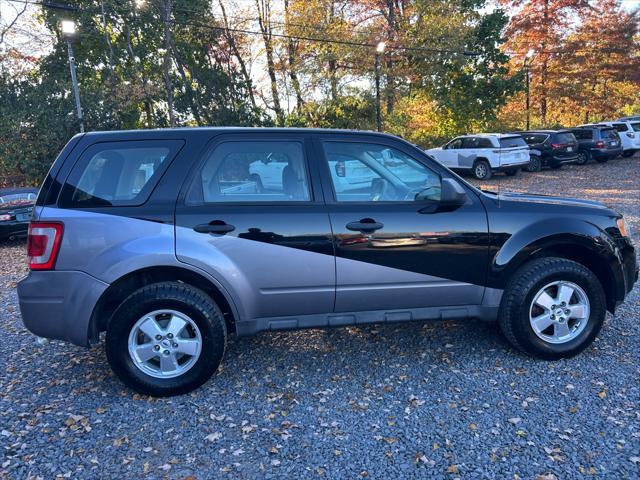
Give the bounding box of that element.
[175,132,335,322]
[315,133,488,313]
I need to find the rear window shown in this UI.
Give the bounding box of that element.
[499,136,527,148]
[600,128,619,140]
[59,140,183,207]
[554,132,577,144]
[631,122,640,132]
[522,134,548,145]
[0,192,36,208]
[572,129,593,140]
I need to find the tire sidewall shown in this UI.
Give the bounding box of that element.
[513,269,605,358]
[106,290,226,396]
[474,160,490,179]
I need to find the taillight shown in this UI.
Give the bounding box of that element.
[595,140,605,148]
[550,143,562,149]
[27,222,64,270]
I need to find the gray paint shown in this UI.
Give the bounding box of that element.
[18,270,108,347]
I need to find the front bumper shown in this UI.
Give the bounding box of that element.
[18,270,109,347]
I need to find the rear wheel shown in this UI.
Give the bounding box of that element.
[498,257,605,360]
[525,156,542,172]
[106,282,227,397]
[472,159,492,180]
[575,151,590,165]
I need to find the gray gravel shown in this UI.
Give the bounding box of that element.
[1,156,639,479]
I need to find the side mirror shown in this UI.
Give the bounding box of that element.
[440,178,467,206]
[334,160,346,177]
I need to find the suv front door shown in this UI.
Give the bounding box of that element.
[316,135,489,313]
[175,133,335,323]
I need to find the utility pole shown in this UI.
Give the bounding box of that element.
[61,20,84,133]
[375,42,385,132]
[524,50,534,131]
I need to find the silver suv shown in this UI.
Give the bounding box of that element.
[18,128,638,396]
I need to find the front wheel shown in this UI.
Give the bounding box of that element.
[106,282,227,397]
[498,257,605,360]
[473,160,492,180]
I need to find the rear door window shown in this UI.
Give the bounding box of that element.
[555,132,577,144]
[499,136,527,148]
[186,141,311,204]
[522,134,548,145]
[631,122,640,132]
[60,140,183,207]
[572,129,593,140]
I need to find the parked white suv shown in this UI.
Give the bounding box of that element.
[425,134,531,180]
[596,121,640,158]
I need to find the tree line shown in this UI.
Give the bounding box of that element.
[0,0,638,184]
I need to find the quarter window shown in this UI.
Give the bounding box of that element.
[322,142,441,203]
[187,141,311,204]
[60,140,183,207]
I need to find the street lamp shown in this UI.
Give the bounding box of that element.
[375,41,386,132]
[524,49,534,130]
[61,20,84,133]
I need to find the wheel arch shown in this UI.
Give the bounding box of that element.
[89,265,239,344]
[491,222,623,313]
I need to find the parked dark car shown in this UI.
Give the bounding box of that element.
[0,187,38,241]
[17,128,638,396]
[570,126,623,164]
[516,130,579,172]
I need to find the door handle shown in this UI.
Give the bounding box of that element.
[346,218,384,233]
[193,221,235,234]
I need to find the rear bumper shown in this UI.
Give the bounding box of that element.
[592,148,622,159]
[0,222,29,240]
[494,160,530,171]
[18,270,109,347]
[549,154,578,164]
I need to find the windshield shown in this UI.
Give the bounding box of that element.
[499,136,527,148]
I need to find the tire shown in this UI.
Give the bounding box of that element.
[575,150,590,165]
[498,257,606,360]
[621,151,635,158]
[525,156,542,172]
[473,159,492,180]
[505,168,519,177]
[106,282,227,397]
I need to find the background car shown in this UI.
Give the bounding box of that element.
[0,187,38,241]
[570,126,623,164]
[425,133,530,180]
[616,115,640,122]
[596,121,640,157]
[516,130,579,172]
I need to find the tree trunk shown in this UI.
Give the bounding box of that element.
[256,0,284,125]
[284,0,304,110]
[218,0,258,111]
[385,0,395,114]
[170,43,203,125]
[162,0,176,127]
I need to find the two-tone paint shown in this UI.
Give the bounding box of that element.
[18,128,638,347]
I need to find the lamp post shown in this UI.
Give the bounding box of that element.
[374,41,385,132]
[61,20,84,133]
[524,49,534,131]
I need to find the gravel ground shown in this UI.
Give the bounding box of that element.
[1,156,639,479]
